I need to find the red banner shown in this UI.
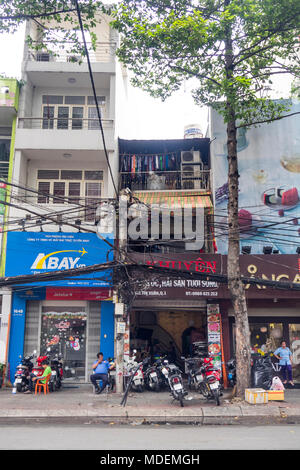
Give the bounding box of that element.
[46,287,112,301]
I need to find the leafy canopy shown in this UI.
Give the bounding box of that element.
[0,0,106,55]
[110,0,300,125]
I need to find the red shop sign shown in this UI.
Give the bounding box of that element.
[46,287,112,301]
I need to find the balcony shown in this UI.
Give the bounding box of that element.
[119,170,211,192]
[24,42,117,87]
[18,117,113,131]
[15,118,115,152]
[27,42,117,64]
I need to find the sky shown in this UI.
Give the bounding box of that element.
[0,25,208,140]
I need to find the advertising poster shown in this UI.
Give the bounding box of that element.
[207,304,222,371]
[210,102,300,254]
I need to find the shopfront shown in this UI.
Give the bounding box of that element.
[129,252,300,383]
[5,232,114,382]
[127,252,224,369]
[222,254,300,384]
[226,301,300,384]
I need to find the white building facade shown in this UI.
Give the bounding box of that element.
[4,15,126,384]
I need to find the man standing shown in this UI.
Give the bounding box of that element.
[274,340,294,386]
[91,352,111,394]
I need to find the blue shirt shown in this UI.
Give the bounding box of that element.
[274,347,292,365]
[93,360,109,375]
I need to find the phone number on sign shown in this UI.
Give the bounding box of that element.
[185,291,218,296]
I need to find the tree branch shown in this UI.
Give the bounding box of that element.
[237,111,300,128]
[0,9,76,21]
[169,63,222,88]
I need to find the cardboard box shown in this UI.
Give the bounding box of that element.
[267,390,285,401]
[245,388,268,404]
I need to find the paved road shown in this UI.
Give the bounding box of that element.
[1,424,300,450]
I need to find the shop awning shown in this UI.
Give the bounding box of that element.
[132,190,213,210]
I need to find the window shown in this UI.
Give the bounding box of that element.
[85,170,103,180]
[37,170,59,179]
[57,107,69,129]
[0,139,10,179]
[42,96,63,105]
[65,96,85,105]
[42,106,54,129]
[37,169,103,221]
[85,182,102,221]
[37,182,50,203]
[61,170,83,180]
[41,95,106,130]
[88,107,100,130]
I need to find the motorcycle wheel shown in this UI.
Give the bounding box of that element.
[16,383,22,393]
[49,381,55,392]
[151,382,160,392]
[178,392,184,407]
[213,389,220,406]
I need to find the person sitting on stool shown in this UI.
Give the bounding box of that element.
[90,352,112,394]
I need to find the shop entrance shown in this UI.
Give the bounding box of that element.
[40,306,87,382]
[130,309,207,363]
[231,318,300,384]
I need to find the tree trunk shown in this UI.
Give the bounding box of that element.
[226,114,251,397]
[224,0,251,397]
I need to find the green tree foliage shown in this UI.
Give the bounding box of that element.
[111,0,300,125]
[0,0,105,55]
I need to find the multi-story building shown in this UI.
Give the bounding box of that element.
[118,136,219,367]
[118,104,300,386]
[0,77,19,367]
[3,16,127,384]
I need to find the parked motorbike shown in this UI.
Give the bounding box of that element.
[49,353,63,392]
[226,357,236,388]
[31,353,49,379]
[107,357,116,392]
[198,357,222,406]
[144,360,160,392]
[14,353,35,392]
[160,358,187,407]
[183,357,204,392]
[124,350,145,392]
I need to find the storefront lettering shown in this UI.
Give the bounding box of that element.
[145,257,217,273]
[245,264,300,289]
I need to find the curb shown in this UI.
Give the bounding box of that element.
[1,405,300,426]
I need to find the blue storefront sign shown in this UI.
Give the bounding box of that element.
[6,232,115,382]
[5,232,114,287]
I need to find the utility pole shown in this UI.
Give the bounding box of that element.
[114,190,129,394]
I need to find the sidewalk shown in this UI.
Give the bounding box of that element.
[1,384,300,425]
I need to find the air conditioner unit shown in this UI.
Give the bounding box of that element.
[181,150,203,165]
[181,164,202,177]
[180,150,204,189]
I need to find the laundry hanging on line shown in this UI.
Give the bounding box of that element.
[120,153,180,173]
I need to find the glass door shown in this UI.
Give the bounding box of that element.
[40,306,87,382]
[289,324,300,384]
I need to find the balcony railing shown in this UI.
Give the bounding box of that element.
[12,198,103,223]
[119,170,211,192]
[18,117,114,130]
[27,42,117,64]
